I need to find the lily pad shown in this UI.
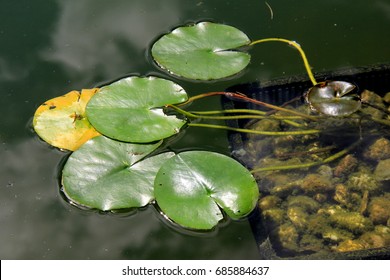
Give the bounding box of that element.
[62,136,174,211]
[306,81,361,116]
[86,76,188,143]
[33,88,100,151]
[154,151,259,230]
[151,22,251,80]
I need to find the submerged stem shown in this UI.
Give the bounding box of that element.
[190,109,304,120]
[177,91,317,121]
[168,104,305,127]
[188,123,320,136]
[190,109,267,116]
[249,38,317,86]
[250,139,361,173]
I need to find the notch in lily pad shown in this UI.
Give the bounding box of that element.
[154,151,259,230]
[62,136,175,211]
[151,22,251,80]
[86,76,189,143]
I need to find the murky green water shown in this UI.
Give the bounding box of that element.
[1,0,389,259]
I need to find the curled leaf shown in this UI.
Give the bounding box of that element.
[306,81,361,116]
[33,88,100,151]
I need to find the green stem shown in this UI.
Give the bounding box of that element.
[250,139,361,173]
[188,123,320,136]
[192,114,280,120]
[190,109,304,120]
[178,92,222,106]
[191,109,267,116]
[249,38,318,86]
[370,117,390,127]
[168,104,268,121]
[195,114,304,127]
[191,114,304,127]
[167,104,197,118]
[168,105,305,127]
[177,91,318,121]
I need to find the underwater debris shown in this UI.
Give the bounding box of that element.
[262,208,286,228]
[364,137,390,161]
[334,154,358,177]
[287,207,309,231]
[242,88,390,257]
[327,209,374,234]
[300,174,334,194]
[374,158,390,181]
[368,195,390,225]
[258,195,282,211]
[287,195,320,213]
[272,223,300,254]
[360,90,386,119]
[347,172,379,192]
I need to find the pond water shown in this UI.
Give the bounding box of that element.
[1,0,390,259]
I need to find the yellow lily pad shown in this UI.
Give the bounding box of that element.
[33,88,101,151]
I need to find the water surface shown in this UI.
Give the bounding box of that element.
[1,0,389,259]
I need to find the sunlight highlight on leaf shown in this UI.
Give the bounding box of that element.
[151,22,251,80]
[86,76,188,143]
[154,151,259,230]
[62,136,173,211]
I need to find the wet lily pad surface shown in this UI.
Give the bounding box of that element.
[33,88,100,151]
[62,136,174,211]
[306,81,361,116]
[86,76,188,143]
[152,22,251,80]
[154,151,259,230]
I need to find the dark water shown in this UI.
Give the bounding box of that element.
[1,0,389,259]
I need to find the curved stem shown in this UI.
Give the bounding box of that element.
[191,109,305,120]
[191,109,267,116]
[192,114,303,127]
[188,123,320,136]
[177,91,318,121]
[168,104,305,127]
[168,104,270,121]
[178,92,222,106]
[370,117,390,127]
[249,38,318,86]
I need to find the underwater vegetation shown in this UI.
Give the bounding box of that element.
[247,89,390,257]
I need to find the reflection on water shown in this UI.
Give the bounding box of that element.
[1,0,390,259]
[41,0,182,86]
[0,139,258,259]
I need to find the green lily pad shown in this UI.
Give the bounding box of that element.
[62,136,174,211]
[86,76,188,143]
[154,151,259,230]
[151,22,251,80]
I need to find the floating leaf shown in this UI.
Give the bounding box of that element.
[62,136,174,211]
[33,88,100,151]
[154,151,259,230]
[86,76,188,143]
[151,22,251,80]
[306,81,361,116]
